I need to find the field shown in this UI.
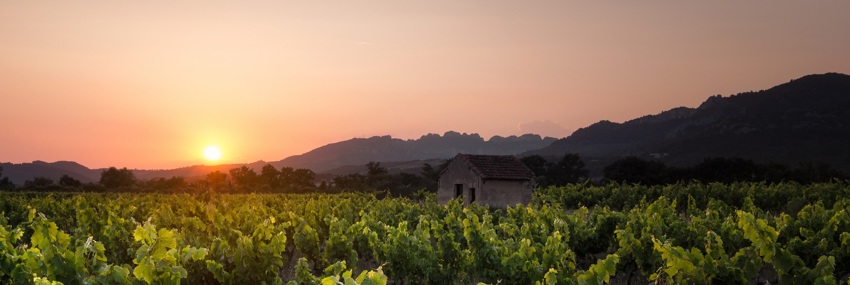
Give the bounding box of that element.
[2,182,850,284]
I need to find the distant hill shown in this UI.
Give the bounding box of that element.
[268,132,557,172]
[0,132,555,184]
[319,158,448,175]
[526,72,850,174]
[0,161,100,185]
[0,161,266,185]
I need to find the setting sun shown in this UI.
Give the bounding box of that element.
[204,145,222,161]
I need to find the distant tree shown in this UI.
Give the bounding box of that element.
[280,167,296,186]
[662,166,693,183]
[58,174,82,187]
[330,161,433,196]
[280,167,316,189]
[597,155,848,185]
[365,162,388,188]
[206,171,228,187]
[420,160,449,191]
[420,160,449,182]
[143,176,186,192]
[521,155,553,187]
[521,154,588,187]
[0,167,14,190]
[260,164,281,188]
[388,172,427,197]
[24,176,54,188]
[100,167,136,189]
[760,163,791,183]
[229,166,259,188]
[689,157,761,183]
[521,155,549,177]
[291,169,316,187]
[603,157,667,185]
[549,154,589,185]
[788,162,847,184]
[333,173,366,190]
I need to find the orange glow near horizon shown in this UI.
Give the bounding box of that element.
[2,1,850,169]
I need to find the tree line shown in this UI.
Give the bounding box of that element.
[0,163,440,197]
[520,154,846,187]
[1,154,846,194]
[601,156,847,185]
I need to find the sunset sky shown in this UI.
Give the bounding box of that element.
[2,1,850,169]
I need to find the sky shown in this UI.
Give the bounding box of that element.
[2,1,849,169]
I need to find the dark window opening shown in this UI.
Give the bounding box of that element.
[455,184,463,198]
[470,188,476,203]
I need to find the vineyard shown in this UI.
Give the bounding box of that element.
[2,182,850,284]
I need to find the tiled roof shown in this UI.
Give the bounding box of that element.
[456,154,534,180]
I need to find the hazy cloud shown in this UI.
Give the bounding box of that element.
[518,120,572,138]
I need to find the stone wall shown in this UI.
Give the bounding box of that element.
[437,158,481,204]
[476,179,533,208]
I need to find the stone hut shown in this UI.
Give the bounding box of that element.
[437,154,535,207]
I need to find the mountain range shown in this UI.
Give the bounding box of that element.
[0,133,556,184]
[526,72,850,174]
[268,132,557,172]
[3,72,849,184]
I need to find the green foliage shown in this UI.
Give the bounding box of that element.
[132,221,206,284]
[2,182,850,283]
[576,254,619,285]
[205,216,286,284]
[319,261,387,285]
[4,209,133,284]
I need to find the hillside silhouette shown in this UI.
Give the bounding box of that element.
[267,132,557,172]
[0,133,555,184]
[527,72,850,174]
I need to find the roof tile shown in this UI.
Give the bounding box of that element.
[457,154,534,180]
